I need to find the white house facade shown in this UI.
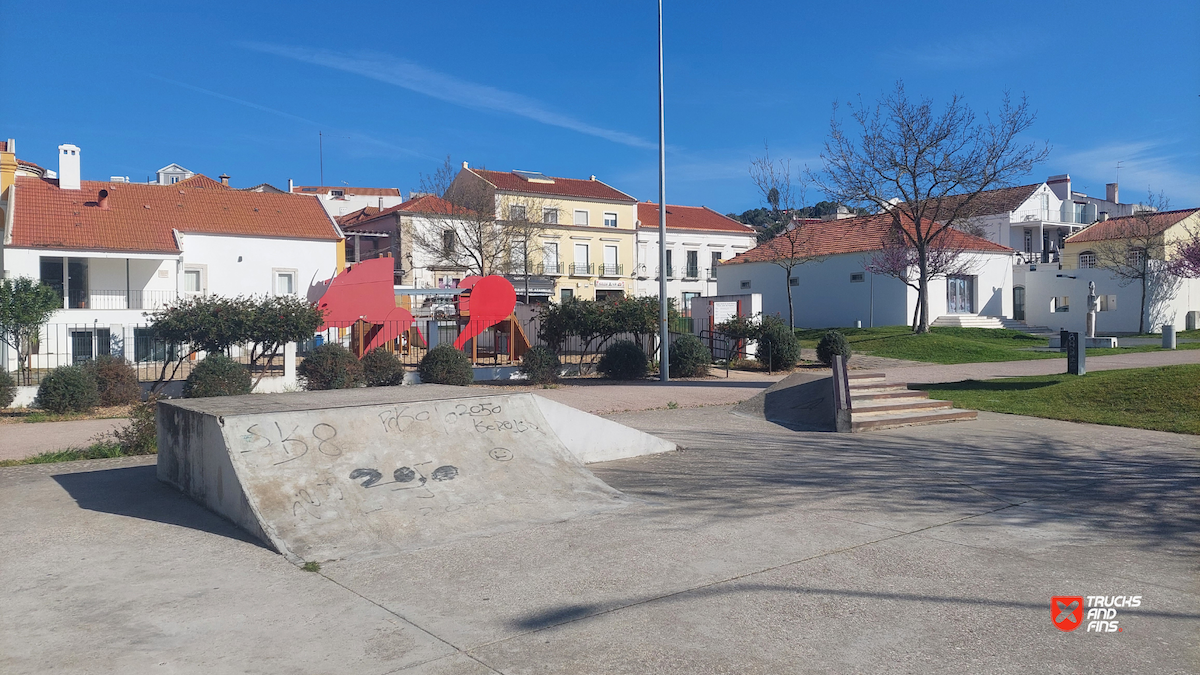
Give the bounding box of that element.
[0,141,342,372]
[292,184,406,218]
[633,202,757,311]
[716,213,1014,329]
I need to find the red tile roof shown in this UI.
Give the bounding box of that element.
[1065,208,1200,244]
[336,206,381,226]
[636,202,756,235]
[468,169,635,202]
[341,195,465,231]
[723,213,1011,265]
[906,183,1043,219]
[10,175,341,254]
[292,185,401,197]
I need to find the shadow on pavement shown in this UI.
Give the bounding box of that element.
[52,464,267,549]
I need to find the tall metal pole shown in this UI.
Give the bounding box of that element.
[657,0,669,382]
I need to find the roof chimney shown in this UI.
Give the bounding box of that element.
[1106,182,1118,204]
[58,144,81,190]
[219,173,230,186]
[97,189,110,210]
[590,175,596,181]
[288,178,294,193]
[1098,212,1109,222]
[462,161,469,169]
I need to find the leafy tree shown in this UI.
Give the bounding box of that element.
[243,295,324,386]
[0,277,63,385]
[536,296,674,374]
[1170,225,1200,279]
[815,81,1049,332]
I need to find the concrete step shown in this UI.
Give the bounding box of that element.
[850,390,928,402]
[847,372,886,382]
[850,408,978,432]
[848,383,911,395]
[851,399,953,416]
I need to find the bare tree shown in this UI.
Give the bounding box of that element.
[1168,218,1200,279]
[409,157,556,300]
[814,82,1049,332]
[864,225,976,330]
[1094,192,1171,334]
[749,147,825,330]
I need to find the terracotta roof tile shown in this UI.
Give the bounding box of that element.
[636,202,756,234]
[1065,208,1200,244]
[291,185,401,197]
[470,169,634,202]
[341,195,465,232]
[916,183,1043,219]
[723,212,1011,265]
[336,206,381,226]
[11,175,341,254]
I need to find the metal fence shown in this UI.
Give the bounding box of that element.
[2,323,284,387]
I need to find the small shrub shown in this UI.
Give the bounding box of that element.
[756,317,800,371]
[82,355,141,406]
[520,346,561,384]
[361,347,405,387]
[669,333,711,378]
[0,369,15,409]
[113,395,158,455]
[816,330,852,365]
[35,365,100,413]
[184,354,253,398]
[419,344,474,386]
[299,343,365,390]
[597,340,648,380]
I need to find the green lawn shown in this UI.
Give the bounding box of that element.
[795,326,1200,365]
[0,440,136,467]
[913,365,1200,435]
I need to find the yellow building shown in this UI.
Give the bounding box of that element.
[448,165,639,302]
[1063,208,1200,269]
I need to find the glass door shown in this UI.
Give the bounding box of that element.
[947,276,975,314]
[1013,286,1025,321]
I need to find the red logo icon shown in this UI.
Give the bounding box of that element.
[1052,596,1084,631]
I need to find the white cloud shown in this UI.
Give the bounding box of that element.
[1056,140,1200,207]
[885,33,1030,71]
[242,43,655,150]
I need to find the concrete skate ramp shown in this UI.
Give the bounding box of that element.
[157,386,675,563]
[732,371,835,431]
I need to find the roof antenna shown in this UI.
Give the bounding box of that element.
[319,131,324,187]
[1115,160,1123,184]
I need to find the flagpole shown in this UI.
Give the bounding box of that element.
[657,0,669,382]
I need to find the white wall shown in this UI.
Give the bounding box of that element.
[309,193,404,218]
[1018,264,1200,334]
[716,250,1013,328]
[178,233,338,299]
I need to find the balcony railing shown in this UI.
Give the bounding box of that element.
[657,265,675,279]
[67,289,180,310]
[707,267,717,280]
[599,263,623,277]
[683,266,701,280]
[540,262,564,275]
[569,262,595,276]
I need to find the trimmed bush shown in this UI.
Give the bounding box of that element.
[298,343,364,390]
[757,318,800,371]
[816,330,852,366]
[35,365,100,413]
[362,347,406,387]
[82,355,141,406]
[597,340,648,380]
[0,369,15,409]
[669,333,711,378]
[183,354,252,398]
[419,344,474,386]
[519,346,561,384]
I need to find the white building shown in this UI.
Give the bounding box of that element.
[716,213,1014,328]
[0,141,343,370]
[154,163,194,185]
[958,175,1148,264]
[338,194,470,291]
[291,184,405,218]
[634,202,757,312]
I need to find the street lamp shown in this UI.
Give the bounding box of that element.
[657,0,669,382]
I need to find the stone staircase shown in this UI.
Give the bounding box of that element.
[844,372,977,432]
[931,314,1054,334]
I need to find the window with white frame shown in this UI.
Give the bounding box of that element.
[1126,247,1146,269]
[273,269,297,295]
[331,189,345,198]
[183,266,205,294]
[509,204,526,221]
[1078,251,1096,269]
[543,207,558,224]
[603,212,618,228]
[574,209,589,226]
[543,241,559,273]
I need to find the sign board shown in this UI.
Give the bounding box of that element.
[1066,331,1085,375]
[595,279,625,290]
[713,301,738,325]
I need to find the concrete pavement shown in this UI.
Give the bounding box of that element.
[877,347,1200,384]
[2,406,1197,673]
[0,418,124,461]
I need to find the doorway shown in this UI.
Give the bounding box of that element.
[947,276,975,314]
[1013,286,1026,321]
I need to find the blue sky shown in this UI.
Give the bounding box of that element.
[4,0,1198,213]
